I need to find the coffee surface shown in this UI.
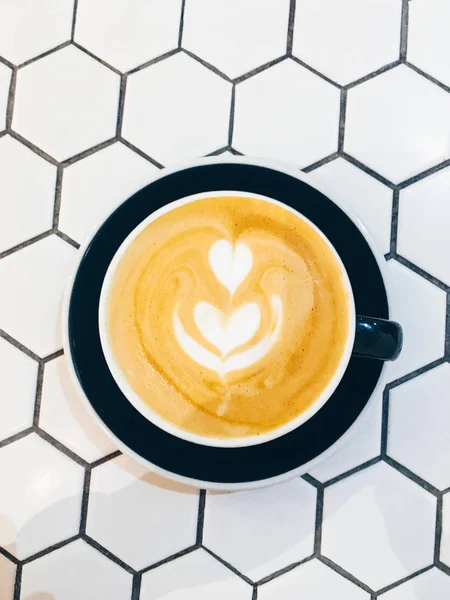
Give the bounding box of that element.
[107,195,350,439]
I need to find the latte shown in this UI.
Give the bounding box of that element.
[106,195,350,439]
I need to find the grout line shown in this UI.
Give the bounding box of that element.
[82,534,136,574]
[18,42,72,68]
[178,0,187,48]
[0,230,54,260]
[118,138,164,169]
[380,386,390,458]
[0,55,14,69]
[125,48,181,76]
[41,348,64,364]
[71,0,79,40]
[0,428,34,450]
[313,488,324,555]
[323,456,382,488]
[228,84,236,147]
[393,255,450,292]
[32,363,45,427]
[61,137,117,167]
[286,0,297,55]
[196,490,206,545]
[13,563,22,600]
[302,152,339,173]
[79,468,91,535]
[229,147,244,156]
[301,473,323,488]
[55,229,81,249]
[0,546,19,564]
[386,356,446,390]
[290,55,341,88]
[436,560,450,576]
[35,428,89,468]
[338,88,347,153]
[131,573,142,600]
[116,75,127,136]
[434,495,443,564]
[139,545,197,575]
[319,556,373,594]
[344,60,401,90]
[404,61,450,94]
[22,535,79,564]
[0,329,40,362]
[52,166,64,229]
[256,555,314,586]
[5,67,17,130]
[252,586,258,600]
[9,130,58,165]
[205,146,229,156]
[375,565,434,596]
[202,547,253,585]
[390,189,400,255]
[234,55,287,85]
[90,450,122,468]
[384,455,440,496]
[341,152,396,188]
[398,157,450,190]
[445,293,450,360]
[399,0,410,62]
[182,49,232,82]
[72,42,121,75]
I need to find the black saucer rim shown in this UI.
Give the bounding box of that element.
[66,160,389,486]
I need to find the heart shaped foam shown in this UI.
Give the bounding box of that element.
[194,301,261,357]
[208,240,253,295]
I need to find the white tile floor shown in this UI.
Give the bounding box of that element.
[0,1,449,599]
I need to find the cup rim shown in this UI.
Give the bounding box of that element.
[98,189,357,448]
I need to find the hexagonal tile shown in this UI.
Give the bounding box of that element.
[383,260,446,381]
[382,568,450,599]
[0,433,84,559]
[388,363,450,490]
[408,0,450,88]
[141,549,253,600]
[309,394,382,483]
[75,0,182,73]
[183,0,290,79]
[203,479,316,581]
[0,235,77,357]
[441,495,450,568]
[345,65,450,183]
[397,166,450,286]
[0,62,11,130]
[0,553,15,600]
[0,136,55,253]
[59,142,158,245]
[40,355,116,463]
[13,46,120,161]
[21,539,132,600]
[258,559,369,600]
[322,462,436,590]
[293,0,401,85]
[307,157,392,254]
[87,455,199,570]
[0,337,37,441]
[123,52,232,164]
[233,59,340,167]
[0,0,72,65]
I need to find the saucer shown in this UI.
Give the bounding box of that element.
[65,159,388,489]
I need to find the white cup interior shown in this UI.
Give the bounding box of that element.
[98,190,356,448]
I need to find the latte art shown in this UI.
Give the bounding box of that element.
[174,240,283,378]
[106,195,350,439]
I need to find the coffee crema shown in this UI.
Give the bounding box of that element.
[106,195,350,439]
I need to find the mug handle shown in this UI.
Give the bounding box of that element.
[353,316,403,361]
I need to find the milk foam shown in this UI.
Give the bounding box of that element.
[173,240,283,376]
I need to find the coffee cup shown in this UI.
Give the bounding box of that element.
[98,190,402,449]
